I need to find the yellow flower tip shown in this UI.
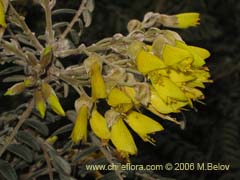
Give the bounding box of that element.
[163,44,192,66]
[46,136,58,144]
[90,62,107,100]
[90,109,111,140]
[126,111,164,144]
[71,105,88,143]
[0,0,6,28]
[41,82,65,116]
[151,76,188,102]
[4,82,26,96]
[111,118,137,156]
[136,49,166,75]
[176,13,200,29]
[107,88,132,107]
[34,90,46,119]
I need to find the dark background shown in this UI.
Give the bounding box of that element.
[1,0,240,180]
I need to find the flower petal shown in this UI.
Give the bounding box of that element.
[91,62,107,100]
[90,109,111,140]
[111,118,137,157]
[136,49,166,75]
[126,111,164,143]
[71,105,88,143]
[176,13,200,29]
[41,82,65,116]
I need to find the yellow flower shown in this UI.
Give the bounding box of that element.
[0,0,6,28]
[107,87,133,112]
[176,13,200,29]
[175,40,210,67]
[110,117,137,158]
[90,109,111,141]
[162,44,193,67]
[136,48,166,75]
[4,82,26,96]
[90,62,107,100]
[150,76,188,102]
[126,111,164,143]
[149,88,186,114]
[46,136,58,144]
[41,82,65,116]
[71,105,88,143]
[34,90,46,119]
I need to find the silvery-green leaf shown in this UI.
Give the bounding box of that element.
[0,66,23,76]
[53,22,69,29]
[82,10,92,27]
[0,160,17,180]
[24,119,49,136]
[3,75,26,82]
[52,9,76,15]
[51,124,73,136]
[86,0,95,12]
[16,131,40,151]
[7,144,33,163]
[50,151,71,175]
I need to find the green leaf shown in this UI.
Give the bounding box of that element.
[0,160,17,180]
[16,131,40,151]
[51,124,73,136]
[50,151,71,175]
[72,145,98,163]
[7,144,33,163]
[86,0,95,12]
[24,119,49,136]
[82,9,92,27]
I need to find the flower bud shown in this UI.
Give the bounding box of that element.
[4,82,26,96]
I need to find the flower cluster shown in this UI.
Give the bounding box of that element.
[69,13,212,159]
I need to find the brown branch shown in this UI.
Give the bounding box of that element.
[58,0,87,41]
[0,99,34,157]
[42,0,54,44]
[39,138,54,180]
[9,4,43,51]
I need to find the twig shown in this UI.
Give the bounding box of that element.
[42,0,54,44]
[0,99,34,157]
[58,0,87,41]
[9,4,43,51]
[39,138,54,180]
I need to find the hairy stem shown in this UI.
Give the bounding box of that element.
[58,0,87,41]
[42,0,54,44]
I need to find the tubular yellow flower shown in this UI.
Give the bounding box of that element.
[150,76,188,102]
[90,109,111,141]
[71,105,88,143]
[182,86,205,100]
[162,44,193,67]
[148,89,188,114]
[41,82,65,116]
[0,0,6,28]
[107,88,132,106]
[34,90,46,119]
[126,111,164,143]
[175,40,210,67]
[4,82,26,96]
[176,13,200,29]
[136,49,166,75]
[168,69,195,84]
[90,62,107,100]
[110,118,137,157]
